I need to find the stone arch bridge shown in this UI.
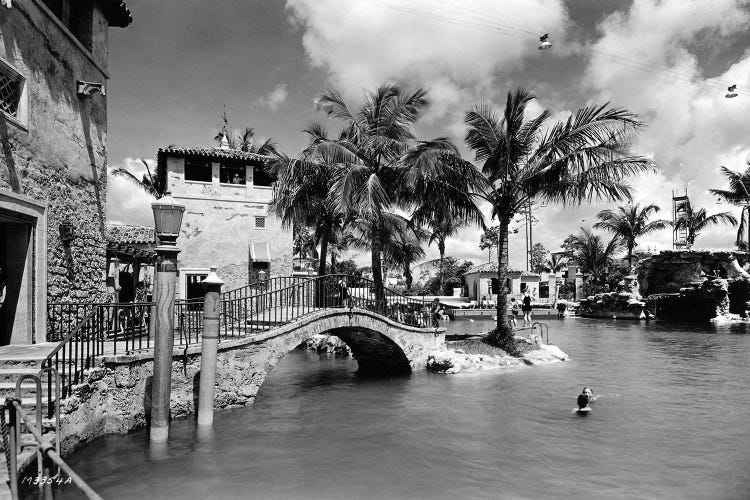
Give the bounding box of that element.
[52,275,447,450]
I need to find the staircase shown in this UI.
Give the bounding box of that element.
[0,344,59,498]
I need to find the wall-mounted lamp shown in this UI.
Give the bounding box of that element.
[77,80,106,97]
[59,222,75,245]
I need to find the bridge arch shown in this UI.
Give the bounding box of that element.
[204,308,445,404]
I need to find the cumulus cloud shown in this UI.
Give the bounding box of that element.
[286,0,569,119]
[106,157,157,227]
[257,84,289,111]
[581,0,750,249]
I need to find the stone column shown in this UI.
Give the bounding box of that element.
[575,270,584,301]
[150,246,179,442]
[197,267,223,427]
[548,274,558,304]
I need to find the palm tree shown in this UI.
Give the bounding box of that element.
[545,253,568,304]
[383,223,426,290]
[671,205,737,248]
[710,165,750,250]
[269,124,342,276]
[570,228,621,287]
[215,109,279,156]
[447,89,655,347]
[594,203,668,270]
[313,83,471,306]
[110,158,167,198]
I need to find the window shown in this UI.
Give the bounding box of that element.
[220,162,246,185]
[490,278,499,295]
[252,164,274,187]
[254,216,266,229]
[0,61,26,127]
[184,160,212,182]
[185,274,207,298]
[540,282,549,298]
[41,0,94,49]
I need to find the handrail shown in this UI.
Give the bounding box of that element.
[43,308,98,367]
[7,399,103,499]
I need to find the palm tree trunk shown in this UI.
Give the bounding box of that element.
[438,238,445,295]
[371,218,385,309]
[318,223,331,277]
[489,216,512,345]
[404,265,413,290]
[330,253,337,274]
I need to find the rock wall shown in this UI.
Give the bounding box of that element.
[638,250,750,296]
[578,292,646,320]
[645,279,731,323]
[1,0,111,332]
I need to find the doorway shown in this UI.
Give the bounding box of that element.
[0,215,33,345]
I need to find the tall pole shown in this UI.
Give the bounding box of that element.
[197,267,223,427]
[529,201,533,272]
[150,245,179,442]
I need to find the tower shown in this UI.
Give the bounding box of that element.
[672,189,691,249]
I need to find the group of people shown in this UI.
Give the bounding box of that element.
[509,290,534,328]
[386,298,446,329]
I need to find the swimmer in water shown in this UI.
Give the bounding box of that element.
[577,387,595,409]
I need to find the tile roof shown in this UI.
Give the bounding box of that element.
[464,262,539,277]
[106,224,155,245]
[158,146,275,164]
[99,0,132,27]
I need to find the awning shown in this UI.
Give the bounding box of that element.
[249,242,270,263]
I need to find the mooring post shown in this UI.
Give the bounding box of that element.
[149,193,184,443]
[197,267,223,427]
[150,245,179,442]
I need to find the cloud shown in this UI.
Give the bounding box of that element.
[286,0,569,119]
[257,84,289,110]
[106,157,156,227]
[582,0,750,250]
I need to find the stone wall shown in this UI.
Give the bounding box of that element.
[1,0,111,329]
[637,250,750,296]
[58,309,444,454]
[578,292,646,320]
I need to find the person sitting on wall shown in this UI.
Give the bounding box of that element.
[231,173,244,184]
[430,298,444,330]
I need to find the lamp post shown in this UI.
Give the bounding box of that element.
[149,192,185,443]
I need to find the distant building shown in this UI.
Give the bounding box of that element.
[464,263,548,306]
[0,0,131,344]
[158,144,293,295]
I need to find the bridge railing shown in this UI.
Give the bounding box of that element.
[218,274,436,334]
[44,274,435,398]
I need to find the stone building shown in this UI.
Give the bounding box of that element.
[158,144,293,296]
[0,1,131,344]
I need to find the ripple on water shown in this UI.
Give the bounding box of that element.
[58,318,750,499]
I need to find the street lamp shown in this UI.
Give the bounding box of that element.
[149,192,185,443]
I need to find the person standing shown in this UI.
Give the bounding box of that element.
[510,297,519,328]
[522,290,533,327]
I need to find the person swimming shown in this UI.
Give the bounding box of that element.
[577,387,595,409]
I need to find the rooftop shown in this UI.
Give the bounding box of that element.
[157,146,275,165]
[106,224,155,245]
[99,0,132,28]
[464,262,540,277]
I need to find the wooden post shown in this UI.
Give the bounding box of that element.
[149,246,179,442]
[197,267,223,427]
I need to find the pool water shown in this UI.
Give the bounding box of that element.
[59,318,750,499]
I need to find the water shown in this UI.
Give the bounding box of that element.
[58,318,750,499]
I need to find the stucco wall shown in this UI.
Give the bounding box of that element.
[0,0,111,331]
[166,158,292,293]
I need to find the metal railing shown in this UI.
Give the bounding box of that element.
[2,391,101,499]
[44,274,437,402]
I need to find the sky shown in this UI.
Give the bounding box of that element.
[106,0,750,270]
